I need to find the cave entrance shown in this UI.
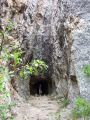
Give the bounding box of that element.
[30,76,52,95]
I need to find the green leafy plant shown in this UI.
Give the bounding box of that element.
[83,64,90,76]
[0,19,15,120]
[0,73,5,92]
[61,98,70,108]
[0,103,14,120]
[0,67,13,120]
[0,64,8,95]
[0,19,14,52]
[26,60,48,76]
[19,60,48,79]
[29,59,48,76]
[72,97,90,120]
[19,66,30,79]
[9,49,23,66]
[0,50,15,120]
[6,20,14,32]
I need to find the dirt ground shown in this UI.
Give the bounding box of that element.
[12,95,60,120]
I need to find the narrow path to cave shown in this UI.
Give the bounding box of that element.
[13,96,59,120]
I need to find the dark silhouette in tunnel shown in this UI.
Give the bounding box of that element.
[30,79,49,95]
[36,81,48,95]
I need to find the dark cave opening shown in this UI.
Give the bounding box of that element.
[30,77,52,95]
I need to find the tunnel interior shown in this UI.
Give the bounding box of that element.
[30,77,52,95]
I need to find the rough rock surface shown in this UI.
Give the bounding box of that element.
[64,0,90,101]
[0,0,69,98]
[73,22,90,101]
[0,0,90,101]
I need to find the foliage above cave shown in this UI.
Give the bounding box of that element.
[19,60,48,79]
[28,59,48,76]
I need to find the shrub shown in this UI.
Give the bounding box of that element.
[72,97,90,120]
[0,48,15,120]
[83,64,90,76]
[29,60,48,76]
[0,19,15,120]
[0,65,14,120]
[61,99,70,108]
[0,103,14,120]
[19,60,48,79]
[9,48,23,66]
[6,20,14,32]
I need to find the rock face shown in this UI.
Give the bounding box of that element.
[64,0,90,101]
[73,22,90,101]
[0,0,90,101]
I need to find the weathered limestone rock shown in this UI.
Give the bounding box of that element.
[1,0,90,102]
[0,0,69,99]
[64,0,90,101]
[73,22,90,101]
[64,16,80,102]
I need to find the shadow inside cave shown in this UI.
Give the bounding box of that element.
[30,76,52,96]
